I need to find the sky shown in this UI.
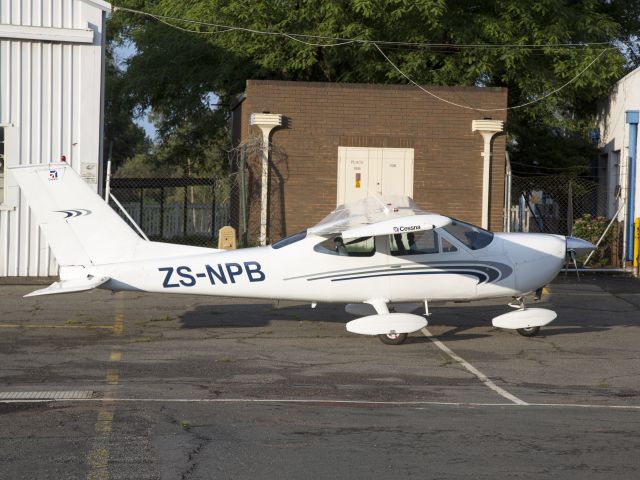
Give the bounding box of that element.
[114,42,158,141]
[113,42,220,143]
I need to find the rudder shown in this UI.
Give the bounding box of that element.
[10,163,142,266]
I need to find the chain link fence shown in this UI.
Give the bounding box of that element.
[509,175,623,266]
[108,175,238,248]
[227,136,289,246]
[106,137,274,249]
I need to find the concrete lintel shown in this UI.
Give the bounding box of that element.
[0,24,94,44]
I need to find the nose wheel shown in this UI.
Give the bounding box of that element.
[498,296,556,337]
[516,326,540,337]
[377,332,408,345]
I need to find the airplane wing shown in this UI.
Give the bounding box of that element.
[307,195,450,238]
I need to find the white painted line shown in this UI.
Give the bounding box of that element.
[0,390,93,400]
[421,327,528,405]
[0,397,639,410]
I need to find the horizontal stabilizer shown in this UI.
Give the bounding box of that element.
[492,308,557,330]
[24,276,110,297]
[346,313,427,336]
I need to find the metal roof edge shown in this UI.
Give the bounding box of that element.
[230,93,246,111]
[613,65,640,88]
[245,79,507,93]
[81,0,112,12]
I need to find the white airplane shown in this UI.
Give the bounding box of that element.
[12,163,595,344]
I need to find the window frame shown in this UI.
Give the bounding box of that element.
[388,230,441,257]
[313,235,376,257]
[441,218,494,251]
[271,230,307,249]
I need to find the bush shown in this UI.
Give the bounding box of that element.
[571,214,611,267]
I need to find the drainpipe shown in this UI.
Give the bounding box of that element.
[250,113,282,246]
[625,111,638,263]
[504,151,512,232]
[472,119,504,229]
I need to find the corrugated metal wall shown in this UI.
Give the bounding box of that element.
[0,0,108,277]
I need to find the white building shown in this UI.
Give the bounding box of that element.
[598,67,640,263]
[0,0,110,277]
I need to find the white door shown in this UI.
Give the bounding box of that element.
[337,147,414,205]
[0,126,5,204]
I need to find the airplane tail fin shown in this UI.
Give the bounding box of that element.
[11,163,142,267]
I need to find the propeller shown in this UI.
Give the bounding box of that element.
[565,236,596,281]
[568,249,580,281]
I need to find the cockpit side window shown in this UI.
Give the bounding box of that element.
[442,219,493,250]
[389,230,439,256]
[314,236,375,257]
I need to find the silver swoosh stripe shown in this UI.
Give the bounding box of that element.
[285,261,512,284]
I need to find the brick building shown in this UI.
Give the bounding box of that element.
[231,80,508,244]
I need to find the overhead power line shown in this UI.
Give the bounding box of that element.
[112,5,616,112]
[113,6,612,49]
[374,44,613,112]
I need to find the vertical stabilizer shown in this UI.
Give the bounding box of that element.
[10,163,142,266]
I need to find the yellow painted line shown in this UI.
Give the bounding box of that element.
[86,448,109,480]
[105,371,119,385]
[0,324,114,329]
[113,312,124,336]
[95,411,114,434]
[86,295,124,480]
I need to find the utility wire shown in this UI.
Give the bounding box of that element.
[509,160,590,171]
[374,44,613,112]
[112,5,616,112]
[112,6,612,49]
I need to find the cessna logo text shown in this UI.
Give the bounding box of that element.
[393,225,420,233]
[159,261,265,288]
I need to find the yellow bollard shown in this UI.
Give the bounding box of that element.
[218,226,237,250]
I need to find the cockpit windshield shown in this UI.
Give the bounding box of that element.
[442,219,493,250]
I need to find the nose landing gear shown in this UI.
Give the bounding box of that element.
[377,332,408,345]
[493,296,556,337]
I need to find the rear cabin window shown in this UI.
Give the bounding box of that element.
[314,236,375,257]
[272,231,307,249]
[442,219,493,250]
[389,231,439,256]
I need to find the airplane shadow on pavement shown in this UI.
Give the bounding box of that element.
[179,300,616,341]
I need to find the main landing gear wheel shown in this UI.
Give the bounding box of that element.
[517,326,540,337]
[378,332,408,345]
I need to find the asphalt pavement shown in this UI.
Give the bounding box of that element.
[0,274,639,479]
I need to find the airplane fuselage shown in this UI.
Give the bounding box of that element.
[83,230,567,305]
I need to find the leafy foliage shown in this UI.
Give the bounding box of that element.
[103,43,151,170]
[107,0,639,175]
[572,214,613,266]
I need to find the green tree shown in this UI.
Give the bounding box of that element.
[109,0,639,174]
[103,41,151,171]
